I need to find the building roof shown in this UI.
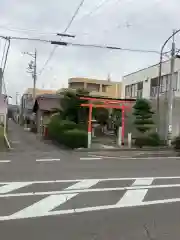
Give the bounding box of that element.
[33,94,61,112]
[123,60,170,77]
[68,77,120,85]
[24,88,57,96]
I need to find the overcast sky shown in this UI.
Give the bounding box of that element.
[0,0,180,103]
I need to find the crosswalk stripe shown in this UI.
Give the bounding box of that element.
[116,178,153,206]
[11,193,77,219]
[10,179,99,220]
[0,182,33,194]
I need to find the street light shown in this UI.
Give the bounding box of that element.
[157,29,180,132]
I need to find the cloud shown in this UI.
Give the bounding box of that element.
[0,0,179,103]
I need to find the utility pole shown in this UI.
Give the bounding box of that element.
[24,49,37,101]
[15,92,19,105]
[33,49,37,102]
[166,31,176,145]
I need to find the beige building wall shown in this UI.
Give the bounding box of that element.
[24,88,56,97]
[68,77,121,98]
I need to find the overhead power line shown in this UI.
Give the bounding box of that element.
[80,0,113,19]
[1,40,7,68]
[38,0,86,76]
[0,34,161,54]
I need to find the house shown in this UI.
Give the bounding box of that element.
[32,94,61,134]
[20,88,57,126]
[66,77,121,98]
[122,58,180,139]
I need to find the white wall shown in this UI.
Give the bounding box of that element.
[122,59,180,99]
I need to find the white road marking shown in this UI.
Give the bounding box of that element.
[0,160,11,163]
[116,189,149,206]
[132,178,154,186]
[80,157,102,160]
[0,182,33,194]
[11,194,77,219]
[2,182,180,198]
[87,155,180,160]
[116,178,153,206]
[1,197,180,221]
[8,179,99,220]
[36,159,60,162]
[88,154,129,159]
[2,176,180,185]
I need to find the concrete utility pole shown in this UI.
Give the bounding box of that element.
[24,49,37,101]
[15,92,19,105]
[167,31,176,145]
[0,68,3,95]
[33,49,37,102]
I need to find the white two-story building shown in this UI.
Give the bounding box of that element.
[122,58,180,138]
[122,58,180,99]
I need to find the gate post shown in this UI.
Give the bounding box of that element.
[88,104,92,148]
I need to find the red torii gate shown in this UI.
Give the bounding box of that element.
[79,96,136,148]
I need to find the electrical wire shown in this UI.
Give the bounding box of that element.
[38,0,86,76]
[0,33,162,54]
[0,25,57,36]
[78,0,112,21]
[1,40,7,68]
[1,38,10,95]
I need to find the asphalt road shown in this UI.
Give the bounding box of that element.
[1,120,180,239]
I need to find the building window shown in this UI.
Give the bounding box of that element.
[87,83,100,92]
[102,84,108,92]
[125,82,142,98]
[150,72,178,97]
[125,85,131,97]
[69,82,84,89]
[137,81,143,90]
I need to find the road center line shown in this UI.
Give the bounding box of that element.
[0,160,11,163]
[2,182,180,198]
[2,176,180,186]
[80,157,102,160]
[36,159,60,162]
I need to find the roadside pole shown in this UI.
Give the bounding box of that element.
[0,68,2,94]
[87,104,92,148]
[33,49,37,102]
[167,36,175,145]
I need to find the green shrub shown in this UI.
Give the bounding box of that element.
[172,136,180,151]
[48,116,76,138]
[134,132,161,148]
[63,129,87,149]
[134,136,148,148]
[48,117,87,148]
[147,132,161,146]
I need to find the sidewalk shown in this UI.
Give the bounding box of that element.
[7,120,61,153]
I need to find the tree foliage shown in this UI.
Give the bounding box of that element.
[94,106,109,125]
[58,88,89,124]
[133,99,154,134]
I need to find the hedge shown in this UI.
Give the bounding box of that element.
[63,129,87,149]
[134,132,161,148]
[48,116,87,149]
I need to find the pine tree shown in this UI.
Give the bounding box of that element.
[133,99,154,135]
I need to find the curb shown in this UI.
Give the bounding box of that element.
[75,147,173,152]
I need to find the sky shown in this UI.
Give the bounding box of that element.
[0,0,180,104]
